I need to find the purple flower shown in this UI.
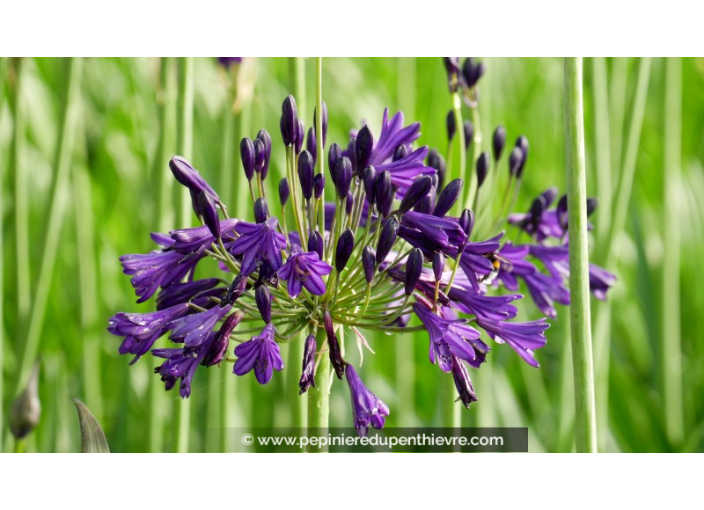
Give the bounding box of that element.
[168,304,232,348]
[447,276,520,321]
[413,301,488,371]
[169,218,239,254]
[108,303,190,363]
[299,334,317,395]
[278,248,332,298]
[451,356,478,408]
[477,317,549,368]
[399,211,467,258]
[457,233,504,278]
[156,278,221,310]
[589,263,616,300]
[345,365,389,437]
[153,342,208,398]
[230,217,287,277]
[233,323,284,384]
[202,311,244,367]
[120,250,201,303]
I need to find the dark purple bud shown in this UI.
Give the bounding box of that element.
[452,356,478,408]
[313,173,325,199]
[324,310,345,379]
[492,125,506,162]
[539,187,558,208]
[295,119,305,154]
[529,196,545,228]
[335,157,353,200]
[239,138,255,181]
[328,143,342,185]
[253,138,266,175]
[202,311,244,367]
[254,197,268,224]
[557,194,568,230]
[463,120,474,152]
[375,170,394,218]
[217,57,243,68]
[222,273,248,306]
[414,185,436,214]
[376,217,399,264]
[363,166,377,206]
[335,228,355,272]
[197,191,220,239]
[586,197,598,217]
[443,57,461,93]
[514,136,529,178]
[306,127,317,163]
[433,178,464,217]
[308,230,323,259]
[427,149,447,192]
[255,285,271,323]
[362,246,376,283]
[297,150,315,201]
[459,209,474,238]
[256,129,272,179]
[508,147,524,177]
[399,175,432,214]
[355,125,374,175]
[299,334,317,394]
[346,192,354,215]
[462,58,485,88]
[446,110,456,142]
[476,152,489,189]
[313,101,328,147]
[405,248,423,296]
[432,252,445,281]
[393,144,408,162]
[279,178,290,206]
[280,95,298,146]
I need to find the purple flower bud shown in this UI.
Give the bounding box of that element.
[405,248,423,295]
[376,217,399,264]
[557,194,568,229]
[375,170,394,218]
[347,138,357,175]
[346,192,354,215]
[355,125,374,175]
[240,138,255,181]
[493,125,506,161]
[427,149,447,191]
[476,152,489,189]
[587,197,598,217]
[335,157,353,200]
[202,311,244,367]
[508,146,524,177]
[335,228,355,272]
[299,334,317,394]
[254,197,268,224]
[432,252,445,281]
[363,166,377,206]
[280,95,298,146]
[463,120,474,152]
[256,129,272,179]
[314,101,328,147]
[197,191,220,239]
[217,57,243,68]
[295,119,305,154]
[515,136,529,178]
[362,246,376,283]
[306,127,317,163]
[452,356,477,408]
[324,309,345,379]
[279,178,290,206]
[459,208,474,238]
[253,138,266,175]
[443,57,461,93]
[433,178,464,217]
[392,145,407,163]
[446,110,456,141]
[313,173,325,199]
[297,150,315,201]
[255,285,271,323]
[462,57,485,88]
[308,230,323,259]
[399,175,432,214]
[328,143,342,185]
[414,185,436,214]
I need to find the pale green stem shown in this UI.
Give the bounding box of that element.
[662,57,684,447]
[451,92,465,216]
[15,58,83,395]
[0,57,8,453]
[174,57,195,453]
[308,328,331,452]
[564,57,597,453]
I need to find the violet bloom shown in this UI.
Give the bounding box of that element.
[413,301,488,370]
[399,211,467,259]
[477,317,549,368]
[299,334,317,395]
[156,278,221,310]
[589,263,617,300]
[169,218,239,254]
[230,217,287,277]
[233,323,284,384]
[120,250,200,303]
[451,356,478,408]
[168,304,232,348]
[278,247,332,298]
[345,365,389,437]
[448,274,520,321]
[108,303,190,363]
[153,342,208,398]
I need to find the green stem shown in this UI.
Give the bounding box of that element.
[451,92,465,216]
[174,57,195,453]
[564,57,597,453]
[308,327,330,452]
[15,58,83,395]
[0,56,8,453]
[662,57,684,447]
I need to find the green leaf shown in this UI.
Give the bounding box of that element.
[74,399,110,453]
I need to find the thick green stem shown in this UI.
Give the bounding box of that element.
[308,328,331,452]
[174,57,195,453]
[15,58,83,395]
[662,57,684,447]
[564,57,597,453]
[0,57,7,453]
